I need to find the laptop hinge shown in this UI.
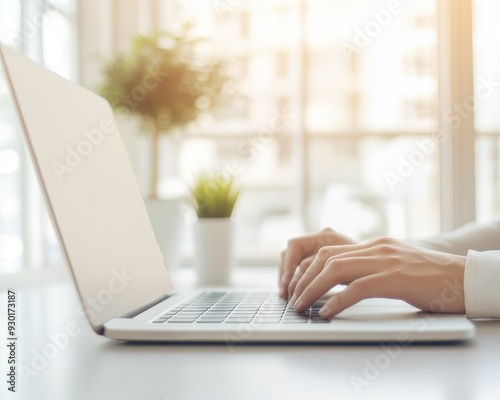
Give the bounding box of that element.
[118,292,175,319]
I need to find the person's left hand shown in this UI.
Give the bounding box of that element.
[289,237,466,318]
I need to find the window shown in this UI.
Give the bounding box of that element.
[0,0,76,274]
[2,0,496,272]
[473,0,500,222]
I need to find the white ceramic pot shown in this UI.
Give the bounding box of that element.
[193,218,232,286]
[145,198,185,270]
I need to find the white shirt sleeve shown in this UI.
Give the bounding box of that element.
[464,250,500,318]
[414,217,500,318]
[414,218,500,256]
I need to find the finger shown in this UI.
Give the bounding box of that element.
[288,269,304,299]
[319,272,393,318]
[280,229,358,297]
[278,250,285,287]
[289,254,324,305]
[293,254,387,311]
[279,236,319,297]
[291,244,377,305]
[288,255,315,297]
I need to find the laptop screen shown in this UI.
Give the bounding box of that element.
[0,44,175,332]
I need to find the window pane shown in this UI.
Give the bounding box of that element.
[0,67,24,273]
[473,0,500,221]
[0,1,24,273]
[0,0,21,49]
[0,0,76,272]
[308,135,441,240]
[305,0,440,239]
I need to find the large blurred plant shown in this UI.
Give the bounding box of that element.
[100,24,231,199]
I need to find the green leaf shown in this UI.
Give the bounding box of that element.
[191,171,240,218]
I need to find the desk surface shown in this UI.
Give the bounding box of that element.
[2,267,500,400]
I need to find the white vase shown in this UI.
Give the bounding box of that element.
[193,218,233,286]
[145,198,185,270]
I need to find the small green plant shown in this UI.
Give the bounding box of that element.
[191,171,240,218]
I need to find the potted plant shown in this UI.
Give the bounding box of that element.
[191,171,240,285]
[99,24,232,268]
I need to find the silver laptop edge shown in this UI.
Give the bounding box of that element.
[0,43,175,334]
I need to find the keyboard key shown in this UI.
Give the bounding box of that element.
[253,318,281,323]
[310,319,330,323]
[255,314,282,319]
[281,319,308,323]
[197,318,226,323]
[230,311,257,315]
[254,315,282,320]
[204,312,230,316]
[285,312,308,317]
[225,318,253,323]
[229,315,256,319]
[167,319,197,323]
[177,311,204,315]
[282,316,309,321]
[257,311,284,315]
[156,316,172,321]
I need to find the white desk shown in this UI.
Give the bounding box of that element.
[2,267,500,400]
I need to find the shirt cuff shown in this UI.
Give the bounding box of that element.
[464,250,500,318]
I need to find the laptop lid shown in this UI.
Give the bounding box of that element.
[0,44,175,333]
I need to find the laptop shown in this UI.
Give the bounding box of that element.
[0,43,475,343]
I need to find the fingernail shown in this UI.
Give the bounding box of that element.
[293,297,303,310]
[319,304,332,317]
[290,294,297,306]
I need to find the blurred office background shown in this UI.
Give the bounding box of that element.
[1,0,499,274]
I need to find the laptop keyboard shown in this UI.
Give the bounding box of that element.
[151,291,330,324]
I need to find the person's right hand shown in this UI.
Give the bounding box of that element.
[279,228,356,299]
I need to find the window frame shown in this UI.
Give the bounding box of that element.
[437,0,477,231]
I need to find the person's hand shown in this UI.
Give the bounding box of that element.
[288,237,466,318]
[279,228,356,298]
